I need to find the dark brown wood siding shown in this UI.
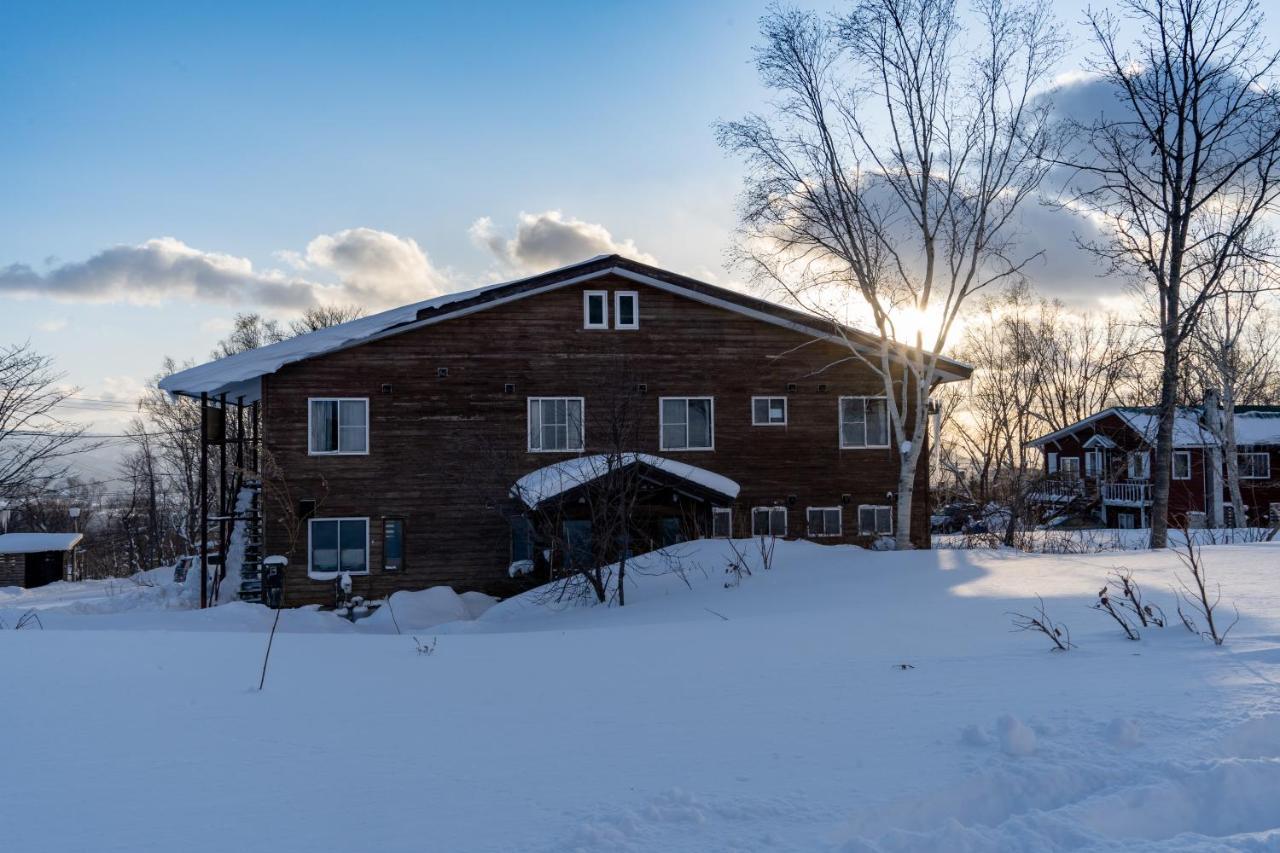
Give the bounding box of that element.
[262,274,931,606]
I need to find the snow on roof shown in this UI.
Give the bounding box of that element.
[1113,408,1217,448]
[0,533,83,554]
[1233,411,1280,445]
[512,454,741,508]
[159,255,971,403]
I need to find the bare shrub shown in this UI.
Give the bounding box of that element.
[1009,596,1074,651]
[1173,535,1239,646]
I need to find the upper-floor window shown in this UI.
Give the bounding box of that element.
[528,397,584,452]
[1173,451,1192,480]
[806,507,841,537]
[1240,451,1271,479]
[660,397,714,450]
[1059,457,1081,478]
[583,291,609,329]
[1085,450,1103,477]
[839,396,889,448]
[308,398,369,455]
[614,291,639,329]
[752,396,787,426]
[1127,451,1151,480]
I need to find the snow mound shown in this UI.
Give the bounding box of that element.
[362,586,497,632]
[996,715,1037,756]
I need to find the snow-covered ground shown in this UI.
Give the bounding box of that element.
[2,540,1279,852]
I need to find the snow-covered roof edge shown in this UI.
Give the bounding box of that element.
[1026,406,1280,450]
[0,532,84,554]
[159,254,973,403]
[512,454,741,508]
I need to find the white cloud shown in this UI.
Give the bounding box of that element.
[470,211,657,273]
[36,318,68,332]
[0,229,455,314]
[304,227,450,305]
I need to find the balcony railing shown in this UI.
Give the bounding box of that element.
[1101,481,1151,505]
[1029,475,1086,503]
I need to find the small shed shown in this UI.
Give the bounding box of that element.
[0,533,83,588]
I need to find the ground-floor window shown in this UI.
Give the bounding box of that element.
[308,518,369,577]
[806,507,842,538]
[751,506,787,537]
[858,505,893,535]
[711,507,732,538]
[1239,452,1271,479]
[382,518,404,571]
[562,520,593,570]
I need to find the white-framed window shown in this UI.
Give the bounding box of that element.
[711,507,732,538]
[751,506,787,537]
[1173,451,1192,480]
[528,397,585,452]
[751,396,787,426]
[1085,450,1102,477]
[660,397,714,450]
[858,505,893,535]
[1059,457,1081,478]
[806,506,842,538]
[1127,451,1151,480]
[1047,452,1059,474]
[614,291,639,330]
[1239,452,1271,479]
[308,517,369,578]
[583,290,609,329]
[308,398,369,455]
[839,396,890,448]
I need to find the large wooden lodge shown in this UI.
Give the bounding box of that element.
[160,256,971,606]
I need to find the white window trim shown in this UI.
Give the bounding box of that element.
[1059,456,1081,475]
[1240,451,1271,479]
[751,396,788,426]
[1173,451,1192,480]
[614,291,639,330]
[583,290,609,329]
[527,397,586,453]
[858,504,894,535]
[1085,450,1102,477]
[307,516,371,579]
[711,507,732,538]
[659,396,715,451]
[838,396,891,449]
[307,397,370,456]
[1047,452,1059,474]
[751,506,787,537]
[806,506,842,538]
[1128,451,1151,480]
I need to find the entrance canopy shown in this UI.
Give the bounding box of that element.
[512,454,740,509]
[0,533,82,554]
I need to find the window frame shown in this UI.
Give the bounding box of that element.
[527,397,586,453]
[1127,451,1151,480]
[1084,450,1102,477]
[1059,456,1081,478]
[1047,451,1059,474]
[751,396,788,426]
[858,504,894,536]
[583,290,609,330]
[1172,451,1192,481]
[751,506,787,537]
[613,291,639,330]
[382,517,405,572]
[307,517,370,579]
[307,397,370,456]
[659,396,715,451]
[1239,451,1271,480]
[838,396,891,449]
[806,506,842,538]
[711,507,732,539]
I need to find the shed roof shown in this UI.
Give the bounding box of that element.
[159,255,973,402]
[0,532,83,554]
[512,454,741,509]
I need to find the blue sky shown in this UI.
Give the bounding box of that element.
[5,0,1272,432]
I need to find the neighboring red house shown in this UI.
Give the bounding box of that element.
[1027,401,1280,529]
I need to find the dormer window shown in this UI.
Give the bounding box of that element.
[583,291,608,329]
[615,291,639,329]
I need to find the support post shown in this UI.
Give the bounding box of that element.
[251,400,259,474]
[199,391,209,609]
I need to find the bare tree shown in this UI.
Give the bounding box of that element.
[717,0,1065,547]
[0,342,95,501]
[288,304,366,336]
[210,313,286,359]
[1061,0,1280,548]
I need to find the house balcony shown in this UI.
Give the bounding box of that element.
[1028,475,1086,504]
[1101,481,1151,505]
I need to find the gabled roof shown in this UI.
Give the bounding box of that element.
[0,532,83,555]
[159,255,973,402]
[1027,405,1280,450]
[511,453,740,508]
